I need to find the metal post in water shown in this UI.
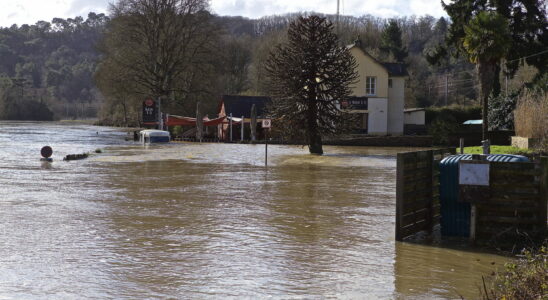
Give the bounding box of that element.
[265,129,268,167]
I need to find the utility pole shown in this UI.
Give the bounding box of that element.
[505,75,508,97]
[336,0,340,36]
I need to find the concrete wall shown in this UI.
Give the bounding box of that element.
[387,77,405,134]
[349,47,389,98]
[367,98,388,135]
[404,110,425,125]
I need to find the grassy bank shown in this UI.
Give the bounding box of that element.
[457,145,534,155]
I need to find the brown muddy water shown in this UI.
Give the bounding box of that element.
[0,121,510,299]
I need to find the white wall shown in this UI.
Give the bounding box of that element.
[387,77,404,135]
[404,110,425,125]
[367,98,388,135]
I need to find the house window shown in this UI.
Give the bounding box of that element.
[388,79,392,88]
[366,76,376,96]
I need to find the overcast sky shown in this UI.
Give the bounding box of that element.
[0,0,447,27]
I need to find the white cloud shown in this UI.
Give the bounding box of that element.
[0,0,447,27]
[210,0,447,19]
[0,0,109,27]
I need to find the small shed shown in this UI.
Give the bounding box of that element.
[218,95,271,141]
[404,108,426,135]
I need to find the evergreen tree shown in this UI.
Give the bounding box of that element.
[441,0,547,79]
[380,19,408,62]
[265,16,358,155]
[462,11,511,139]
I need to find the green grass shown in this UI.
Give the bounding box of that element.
[457,145,534,155]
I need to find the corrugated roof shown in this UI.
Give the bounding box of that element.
[220,95,271,118]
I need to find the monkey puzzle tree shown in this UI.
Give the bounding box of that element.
[265,16,358,155]
[462,11,511,140]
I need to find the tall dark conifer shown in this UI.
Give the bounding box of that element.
[265,16,358,155]
[380,19,408,62]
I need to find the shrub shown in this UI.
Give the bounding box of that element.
[488,92,518,130]
[428,114,459,145]
[172,125,183,137]
[514,90,548,151]
[425,105,482,125]
[481,245,548,299]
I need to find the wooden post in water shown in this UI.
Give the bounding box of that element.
[196,102,203,142]
[395,153,405,241]
[540,157,548,235]
[250,104,257,142]
[470,205,477,243]
[241,115,244,142]
[229,113,233,142]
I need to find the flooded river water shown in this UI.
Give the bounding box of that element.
[0,122,510,299]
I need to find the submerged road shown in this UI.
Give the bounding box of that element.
[0,121,509,299]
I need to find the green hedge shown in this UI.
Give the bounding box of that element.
[425,105,482,125]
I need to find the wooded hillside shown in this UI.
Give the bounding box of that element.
[0,6,543,125]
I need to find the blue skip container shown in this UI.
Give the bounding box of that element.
[438,154,529,237]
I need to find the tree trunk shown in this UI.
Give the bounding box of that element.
[308,98,323,155]
[478,62,496,141]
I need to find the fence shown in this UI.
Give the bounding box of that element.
[396,151,548,243]
[473,158,548,242]
[395,148,456,241]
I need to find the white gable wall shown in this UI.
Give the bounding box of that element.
[387,77,404,135]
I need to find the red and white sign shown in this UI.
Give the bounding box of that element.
[262,119,272,128]
[145,98,154,106]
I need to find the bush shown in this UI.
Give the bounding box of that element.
[481,245,548,299]
[488,92,518,130]
[172,125,183,137]
[514,90,548,151]
[428,114,459,145]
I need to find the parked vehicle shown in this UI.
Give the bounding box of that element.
[139,130,170,143]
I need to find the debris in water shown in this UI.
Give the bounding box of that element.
[64,153,89,161]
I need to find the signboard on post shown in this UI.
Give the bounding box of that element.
[262,118,272,167]
[143,99,157,125]
[262,119,272,128]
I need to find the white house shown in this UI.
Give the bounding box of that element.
[342,43,408,135]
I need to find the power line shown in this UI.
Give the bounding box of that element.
[507,49,548,63]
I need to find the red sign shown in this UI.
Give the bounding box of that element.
[143,99,158,124]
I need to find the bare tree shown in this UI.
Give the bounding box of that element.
[265,16,358,154]
[99,0,218,111]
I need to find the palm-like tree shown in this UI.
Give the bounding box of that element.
[462,11,511,140]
